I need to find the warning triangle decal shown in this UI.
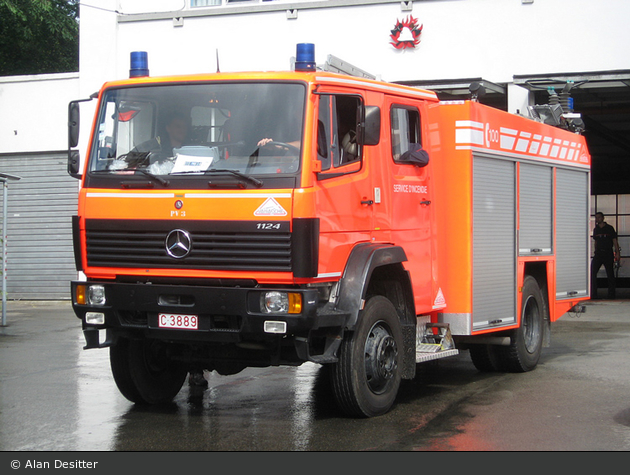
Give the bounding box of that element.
[433,287,446,309]
[254,197,287,217]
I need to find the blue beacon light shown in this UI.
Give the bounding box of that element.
[295,43,316,72]
[129,51,149,78]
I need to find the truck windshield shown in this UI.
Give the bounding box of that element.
[89,82,305,179]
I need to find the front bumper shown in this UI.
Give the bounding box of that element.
[71,281,347,357]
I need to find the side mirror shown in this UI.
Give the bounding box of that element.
[68,150,81,178]
[68,101,81,178]
[68,101,80,148]
[363,106,381,146]
[67,94,96,179]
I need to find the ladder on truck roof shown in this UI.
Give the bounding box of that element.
[291,53,377,79]
[321,55,377,80]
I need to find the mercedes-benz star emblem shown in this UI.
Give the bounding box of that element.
[165,229,192,259]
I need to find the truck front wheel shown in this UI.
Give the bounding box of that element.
[331,296,403,417]
[110,338,188,405]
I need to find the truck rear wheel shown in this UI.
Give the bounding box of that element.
[110,338,188,405]
[500,275,545,372]
[331,296,403,418]
[469,344,504,372]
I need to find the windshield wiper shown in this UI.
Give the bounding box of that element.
[90,167,169,187]
[133,168,170,187]
[172,168,263,188]
[207,169,263,187]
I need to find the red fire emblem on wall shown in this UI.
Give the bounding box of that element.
[390,15,423,49]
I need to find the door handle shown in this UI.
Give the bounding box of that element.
[420,200,432,205]
[361,199,374,205]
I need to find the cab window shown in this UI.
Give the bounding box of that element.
[391,105,421,163]
[317,94,362,172]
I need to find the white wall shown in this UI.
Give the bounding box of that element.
[0,73,79,154]
[88,0,630,86]
[2,0,628,155]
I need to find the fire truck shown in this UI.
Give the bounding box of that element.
[68,45,591,417]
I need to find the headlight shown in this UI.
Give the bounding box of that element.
[88,285,107,306]
[260,291,302,314]
[264,320,287,334]
[75,284,107,306]
[85,312,105,325]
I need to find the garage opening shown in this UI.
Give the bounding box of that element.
[0,151,78,300]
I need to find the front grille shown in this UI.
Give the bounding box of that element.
[85,219,292,272]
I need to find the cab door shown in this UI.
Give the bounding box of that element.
[379,100,435,314]
[314,91,376,276]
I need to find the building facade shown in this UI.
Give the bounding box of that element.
[1,0,629,298]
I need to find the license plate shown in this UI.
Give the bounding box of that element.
[158,313,198,330]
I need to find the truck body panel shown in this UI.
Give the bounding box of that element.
[426,101,590,336]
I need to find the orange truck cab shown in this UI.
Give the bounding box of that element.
[68,45,590,417]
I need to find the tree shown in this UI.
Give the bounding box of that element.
[0,0,79,76]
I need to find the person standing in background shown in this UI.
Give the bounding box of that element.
[591,212,620,299]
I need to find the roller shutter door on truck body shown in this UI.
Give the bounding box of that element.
[519,163,553,256]
[0,152,78,300]
[555,167,589,299]
[472,154,517,330]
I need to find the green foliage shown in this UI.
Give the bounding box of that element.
[0,0,79,76]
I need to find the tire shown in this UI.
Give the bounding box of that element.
[469,344,504,372]
[110,338,188,405]
[499,275,545,372]
[330,296,403,417]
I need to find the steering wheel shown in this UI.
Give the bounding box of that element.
[261,141,300,155]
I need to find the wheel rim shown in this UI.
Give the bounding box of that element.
[143,341,173,375]
[522,295,542,354]
[364,322,398,394]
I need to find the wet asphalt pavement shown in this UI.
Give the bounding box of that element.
[1,298,630,453]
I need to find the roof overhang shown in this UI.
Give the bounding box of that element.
[513,70,630,91]
[396,77,506,97]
